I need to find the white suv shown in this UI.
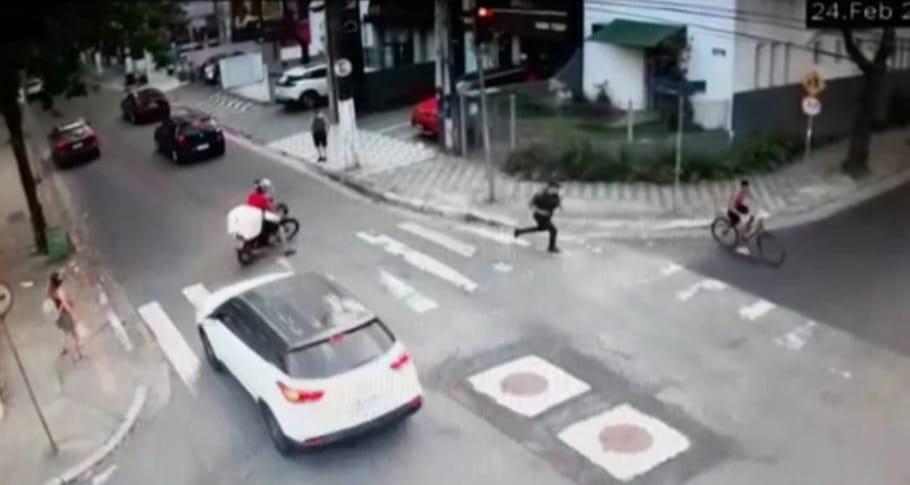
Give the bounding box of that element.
[196,272,423,455]
[273,65,329,109]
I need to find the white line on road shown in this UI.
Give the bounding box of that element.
[738,299,777,321]
[91,465,118,485]
[456,224,530,247]
[275,257,295,273]
[181,284,211,311]
[676,279,727,302]
[493,262,513,273]
[775,321,817,351]
[357,231,479,293]
[374,121,411,134]
[378,269,438,313]
[661,262,683,276]
[398,222,477,258]
[138,302,201,391]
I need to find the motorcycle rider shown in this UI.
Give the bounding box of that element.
[246,178,284,249]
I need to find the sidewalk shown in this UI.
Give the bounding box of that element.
[0,130,153,484]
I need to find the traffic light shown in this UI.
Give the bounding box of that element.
[475,5,494,44]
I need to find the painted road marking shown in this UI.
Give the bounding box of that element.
[559,404,690,482]
[374,121,411,134]
[181,284,211,311]
[378,269,438,313]
[738,299,776,321]
[456,224,531,247]
[661,262,683,276]
[676,279,727,302]
[493,262,513,273]
[398,222,477,258]
[91,465,118,485]
[468,355,590,418]
[138,302,201,391]
[775,321,817,351]
[357,231,479,293]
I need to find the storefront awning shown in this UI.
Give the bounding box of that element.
[589,19,685,48]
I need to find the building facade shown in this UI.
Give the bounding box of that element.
[582,0,910,134]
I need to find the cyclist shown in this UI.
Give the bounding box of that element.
[728,179,754,236]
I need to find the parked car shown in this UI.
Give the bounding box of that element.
[121,88,170,124]
[196,272,423,455]
[48,119,100,167]
[273,65,328,109]
[411,97,439,138]
[199,51,246,86]
[154,111,225,164]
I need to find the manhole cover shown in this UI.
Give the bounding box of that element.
[599,423,653,454]
[500,371,548,397]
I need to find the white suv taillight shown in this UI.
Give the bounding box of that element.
[390,351,411,371]
[277,381,324,403]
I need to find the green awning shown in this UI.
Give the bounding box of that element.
[590,19,685,48]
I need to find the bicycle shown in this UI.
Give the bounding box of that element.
[711,212,786,267]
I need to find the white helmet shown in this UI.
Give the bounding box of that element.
[255,178,272,192]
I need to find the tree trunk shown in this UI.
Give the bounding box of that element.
[842,69,885,178]
[0,94,48,253]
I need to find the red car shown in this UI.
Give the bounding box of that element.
[411,97,439,138]
[49,119,100,167]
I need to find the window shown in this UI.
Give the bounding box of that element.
[306,67,327,79]
[835,39,843,63]
[813,41,821,64]
[754,43,764,88]
[285,319,395,379]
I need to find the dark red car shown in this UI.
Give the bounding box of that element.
[48,119,100,167]
[411,97,439,138]
[120,87,170,124]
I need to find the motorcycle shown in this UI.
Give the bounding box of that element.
[227,202,300,265]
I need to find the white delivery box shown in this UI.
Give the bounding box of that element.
[227,205,264,241]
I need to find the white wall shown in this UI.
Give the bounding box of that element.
[583,41,645,109]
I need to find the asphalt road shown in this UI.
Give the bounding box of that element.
[633,181,910,358]
[32,89,910,485]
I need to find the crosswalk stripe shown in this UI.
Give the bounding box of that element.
[738,299,776,321]
[398,222,477,258]
[456,224,531,247]
[676,279,727,302]
[138,302,201,391]
[378,269,438,313]
[356,231,479,293]
[182,284,211,311]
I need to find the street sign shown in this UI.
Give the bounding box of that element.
[802,70,826,96]
[0,283,11,318]
[802,96,822,117]
[334,58,352,78]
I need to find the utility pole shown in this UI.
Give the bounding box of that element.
[0,283,58,453]
[324,0,365,171]
[474,6,495,203]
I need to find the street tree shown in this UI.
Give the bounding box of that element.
[840,27,896,178]
[0,1,183,252]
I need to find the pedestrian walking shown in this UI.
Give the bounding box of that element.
[514,180,562,253]
[46,271,83,362]
[311,110,328,162]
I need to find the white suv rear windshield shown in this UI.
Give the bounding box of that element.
[286,319,394,378]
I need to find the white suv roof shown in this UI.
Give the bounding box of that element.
[282,65,327,77]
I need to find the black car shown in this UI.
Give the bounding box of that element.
[154,112,225,164]
[121,88,170,124]
[199,51,246,85]
[48,119,100,167]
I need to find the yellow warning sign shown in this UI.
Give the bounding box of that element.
[802,70,826,97]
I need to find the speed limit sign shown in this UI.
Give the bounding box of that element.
[802,96,821,117]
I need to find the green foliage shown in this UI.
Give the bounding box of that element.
[504,132,807,184]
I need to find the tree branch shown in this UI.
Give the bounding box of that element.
[873,27,896,67]
[841,28,873,72]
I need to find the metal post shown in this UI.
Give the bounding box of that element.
[459,92,468,157]
[0,283,57,454]
[475,41,495,203]
[626,99,634,142]
[673,92,684,213]
[509,94,516,150]
[804,115,814,161]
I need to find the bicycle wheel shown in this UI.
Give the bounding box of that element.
[711,217,739,249]
[757,232,786,267]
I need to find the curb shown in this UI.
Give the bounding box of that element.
[44,386,148,485]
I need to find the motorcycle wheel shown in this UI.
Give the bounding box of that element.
[237,246,254,266]
[280,218,300,241]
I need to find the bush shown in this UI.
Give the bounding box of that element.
[505,131,806,184]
